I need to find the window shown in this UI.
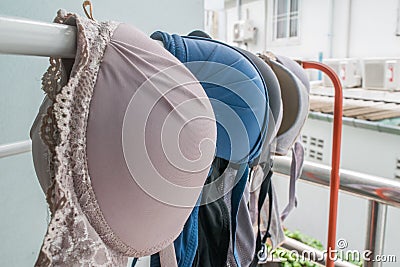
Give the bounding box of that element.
[273,0,300,41]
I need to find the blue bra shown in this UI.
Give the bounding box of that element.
[147,31,269,267]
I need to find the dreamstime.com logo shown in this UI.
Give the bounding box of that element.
[259,238,398,264]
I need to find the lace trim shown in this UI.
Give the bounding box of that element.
[36,10,127,266]
[37,9,177,266]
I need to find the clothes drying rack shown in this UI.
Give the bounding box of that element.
[0,15,345,267]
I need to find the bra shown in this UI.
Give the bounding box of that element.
[31,10,216,266]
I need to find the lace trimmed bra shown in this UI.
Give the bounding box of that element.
[31,10,217,266]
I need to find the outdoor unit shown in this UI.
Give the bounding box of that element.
[385,60,400,90]
[233,19,255,43]
[323,58,361,88]
[362,58,400,91]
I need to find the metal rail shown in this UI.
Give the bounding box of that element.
[273,156,399,267]
[0,134,396,267]
[0,140,32,159]
[273,157,400,208]
[0,16,164,58]
[365,201,387,267]
[0,16,76,58]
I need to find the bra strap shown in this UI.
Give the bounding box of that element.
[159,243,178,267]
[281,140,304,221]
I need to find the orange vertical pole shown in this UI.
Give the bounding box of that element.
[302,61,343,267]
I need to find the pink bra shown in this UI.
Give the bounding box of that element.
[31,10,216,266]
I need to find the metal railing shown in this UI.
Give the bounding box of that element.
[1,142,397,266]
[0,16,76,58]
[0,140,32,159]
[273,156,400,267]
[0,16,164,58]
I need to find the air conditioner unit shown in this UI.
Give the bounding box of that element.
[362,58,400,91]
[323,58,361,88]
[385,60,400,90]
[233,20,255,42]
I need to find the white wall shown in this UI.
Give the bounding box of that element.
[225,0,267,52]
[331,0,352,58]
[325,0,400,58]
[266,0,331,60]
[225,5,237,44]
[348,0,400,58]
[0,1,204,266]
[204,0,226,40]
[224,0,332,59]
[288,0,400,59]
[223,0,400,59]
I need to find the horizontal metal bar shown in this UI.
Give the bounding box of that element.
[273,157,400,208]
[0,16,77,58]
[0,140,32,159]
[282,237,358,267]
[308,112,400,136]
[0,16,165,58]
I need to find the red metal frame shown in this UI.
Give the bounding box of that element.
[301,61,343,267]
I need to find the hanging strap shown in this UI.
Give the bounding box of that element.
[230,164,249,267]
[250,169,273,266]
[159,243,178,267]
[82,1,95,21]
[280,140,305,221]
